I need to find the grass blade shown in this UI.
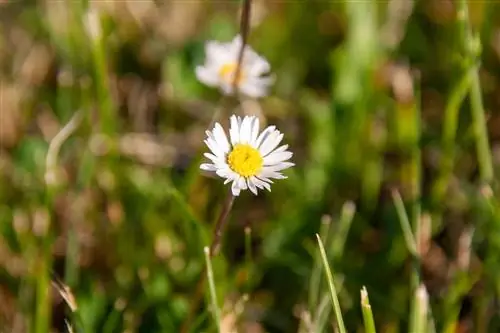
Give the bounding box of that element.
[361,287,376,333]
[204,247,220,332]
[391,190,417,257]
[315,234,346,333]
[411,285,429,333]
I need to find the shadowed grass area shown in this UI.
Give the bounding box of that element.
[1,0,500,332]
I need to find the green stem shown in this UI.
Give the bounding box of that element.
[433,69,473,203]
[316,234,347,333]
[87,13,116,136]
[411,285,429,333]
[470,70,493,182]
[204,247,221,332]
[35,246,52,333]
[457,0,493,182]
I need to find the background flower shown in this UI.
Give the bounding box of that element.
[195,35,275,97]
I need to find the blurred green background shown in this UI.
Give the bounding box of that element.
[1,0,500,332]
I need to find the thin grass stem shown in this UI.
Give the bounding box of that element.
[456,0,493,183]
[411,285,429,333]
[391,190,418,257]
[204,247,221,332]
[330,201,356,260]
[309,215,332,311]
[315,234,346,333]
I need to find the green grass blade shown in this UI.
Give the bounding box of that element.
[204,247,220,332]
[411,285,429,333]
[391,190,417,257]
[315,234,346,333]
[361,287,376,333]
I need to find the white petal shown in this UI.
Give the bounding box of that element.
[200,163,217,171]
[212,123,230,153]
[239,116,252,144]
[249,55,271,76]
[270,144,289,155]
[240,75,275,98]
[255,125,275,148]
[247,178,258,195]
[229,115,241,145]
[239,81,269,98]
[259,131,283,157]
[249,116,260,146]
[253,176,271,191]
[263,151,293,166]
[221,170,236,184]
[229,34,243,55]
[203,152,218,162]
[231,180,241,196]
[259,168,287,179]
[205,41,228,63]
[238,176,247,190]
[204,139,225,158]
[262,162,295,172]
[195,66,219,87]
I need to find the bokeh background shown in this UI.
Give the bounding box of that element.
[2,0,500,332]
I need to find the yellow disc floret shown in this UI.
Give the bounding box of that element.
[218,63,245,85]
[227,144,263,177]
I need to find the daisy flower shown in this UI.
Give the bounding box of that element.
[195,35,274,98]
[200,115,294,196]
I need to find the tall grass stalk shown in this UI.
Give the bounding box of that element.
[204,247,221,332]
[308,216,332,332]
[433,69,473,203]
[360,287,376,333]
[34,248,51,333]
[315,234,346,333]
[309,215,332,311]
[456,0,493,183]
[391,190,418,257]
[85,10,116,136]
[330,201,356,260]
[411,285,429,333]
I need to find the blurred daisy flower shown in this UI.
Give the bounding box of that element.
[195,35,274,98]
[200,115,293,196]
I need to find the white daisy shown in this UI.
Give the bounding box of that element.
[200,115,294,196]
[195,35,275,98]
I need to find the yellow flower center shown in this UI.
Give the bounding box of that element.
[218,63,246,85]
[227,144,263,177]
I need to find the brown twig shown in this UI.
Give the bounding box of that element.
[209,191,235,257]
[232,0,252,93]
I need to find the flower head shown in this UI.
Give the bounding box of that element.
[200,115,294,196]
[195,35,274,98]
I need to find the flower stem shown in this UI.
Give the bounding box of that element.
[209,191,235,256]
